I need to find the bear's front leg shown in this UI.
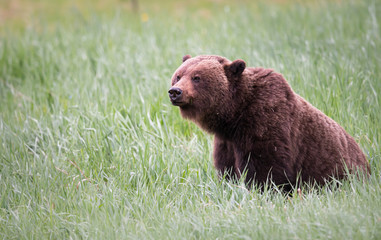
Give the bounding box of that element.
[213,136,237,181]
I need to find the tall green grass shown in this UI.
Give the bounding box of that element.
[1,0,380,239]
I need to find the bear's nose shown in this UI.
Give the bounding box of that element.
[168,87,183,101]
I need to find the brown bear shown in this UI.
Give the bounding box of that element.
[168,55,370,189]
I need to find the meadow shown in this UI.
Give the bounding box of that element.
[0,0,380,239]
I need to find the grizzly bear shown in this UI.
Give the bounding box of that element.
[168,55,370,189]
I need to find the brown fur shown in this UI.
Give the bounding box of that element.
[169,55,370,188]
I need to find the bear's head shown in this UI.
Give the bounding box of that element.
[168,55,246,132]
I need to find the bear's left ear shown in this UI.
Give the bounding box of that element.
[229,59,246,76]
[183,55,192,63]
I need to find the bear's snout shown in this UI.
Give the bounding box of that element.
[168,87,183,105]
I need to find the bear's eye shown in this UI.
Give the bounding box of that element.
[192,76,200,83]
[176,75,181,81]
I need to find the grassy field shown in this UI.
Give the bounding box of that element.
[1,0,380,239]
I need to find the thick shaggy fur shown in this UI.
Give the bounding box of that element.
[169,55,370,188]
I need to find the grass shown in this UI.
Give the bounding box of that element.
[1,0,380,239]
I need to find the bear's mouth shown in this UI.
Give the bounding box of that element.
[171,100,187,107]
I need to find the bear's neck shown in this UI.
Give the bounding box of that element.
[198,92,249,140]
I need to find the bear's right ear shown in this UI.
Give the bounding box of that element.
[183,55,192,62]
[228,59,246,76]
